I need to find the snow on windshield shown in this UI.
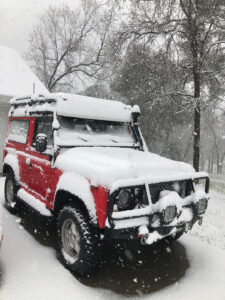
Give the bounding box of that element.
[57,116,135,146]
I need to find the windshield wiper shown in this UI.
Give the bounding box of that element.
[78,137,88,142]
[110,139,118,143]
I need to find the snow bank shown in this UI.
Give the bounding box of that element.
[190,188,225,250]
[148,235,225,300]
[55,147,200,189]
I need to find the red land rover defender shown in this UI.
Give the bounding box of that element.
[3,93,209,274]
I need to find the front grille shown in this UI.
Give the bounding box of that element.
[149,180,193,204]
[150,183,175,204]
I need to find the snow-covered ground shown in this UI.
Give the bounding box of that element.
[0,175,225,299]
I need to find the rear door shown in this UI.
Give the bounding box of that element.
[6,117,31,187]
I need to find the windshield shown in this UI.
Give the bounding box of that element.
[57,116,136,147]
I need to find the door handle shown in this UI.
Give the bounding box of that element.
[26,157,32,170]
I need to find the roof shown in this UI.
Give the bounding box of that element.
[54,93,133,122]
[9,92,136,122]
[0,46,49,97]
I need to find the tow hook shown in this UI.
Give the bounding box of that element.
[184,223,189,233]
[141,234,149,245]
[198,217,203,226]
[138,225,149,245]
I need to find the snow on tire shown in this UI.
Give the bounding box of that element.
[57,205,101,276]
[4,170,20,214]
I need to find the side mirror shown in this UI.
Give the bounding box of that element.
[35,133,47,153]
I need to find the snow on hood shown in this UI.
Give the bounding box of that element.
[55,147,195,188]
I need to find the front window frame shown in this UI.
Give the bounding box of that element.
[32,116,54,151]
[55,115,139,149]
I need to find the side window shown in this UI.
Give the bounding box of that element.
[8,119,29,144]
[33,117,53,148]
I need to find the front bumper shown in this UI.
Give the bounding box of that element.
[104,172,209,243]
[104,207,201,241]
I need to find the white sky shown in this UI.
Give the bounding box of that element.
[0,0,79,56]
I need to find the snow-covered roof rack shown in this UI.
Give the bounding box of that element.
[10,94,56,108]
[9,92,137,122]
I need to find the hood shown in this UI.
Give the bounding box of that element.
[55,147,195,188]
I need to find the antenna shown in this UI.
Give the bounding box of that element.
[33,82,36,93]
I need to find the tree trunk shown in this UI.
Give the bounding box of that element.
[216,149,220,174]
[193,68,201,171]
[207,154,211,173]
[210,151,214,173]
[219,151,225,173]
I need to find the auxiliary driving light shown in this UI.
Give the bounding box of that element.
[162,206,177,224]
[197,198,208,215]
[117,190,131,210]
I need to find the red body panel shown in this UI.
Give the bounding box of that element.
[49,168,63,210]
[4,116,109,228]
[91,186,108,228]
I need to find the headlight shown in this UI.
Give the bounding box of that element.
[197,198,208,214]
[162,206,177,224]
[117,190,131,210]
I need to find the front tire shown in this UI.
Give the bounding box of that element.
[4,171,19,214]
[57,206,100,276]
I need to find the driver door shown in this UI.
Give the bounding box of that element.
[26,116,54,204]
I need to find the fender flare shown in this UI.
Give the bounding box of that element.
[3,153,20,183]
[54,172,97,224]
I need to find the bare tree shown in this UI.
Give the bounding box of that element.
[28,0,114,92]
[201,108,225,174]
[113,0,225,171]
[110,44,194,161]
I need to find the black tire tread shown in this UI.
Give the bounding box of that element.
[4,171,20,214]
[57,205,101,275]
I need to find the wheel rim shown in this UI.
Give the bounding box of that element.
[6,179,14,206]
[61,219,80,261]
